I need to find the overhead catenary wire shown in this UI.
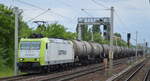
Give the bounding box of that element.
[57,0,81,14]
[50,11,73,21]
[80,8,110,17]
[115,11,142,42]
[16,0,45,10]
[81,8,109,11]
[56,0,84,21]
[91,0,109,9]
[57,0,75,9]
[16,0,74,22]
[16,0,97,23]
[81,9,93,17]
[57,0,107,20]
[114,11,130,32]
[114,10,139,44]
[27,8,51,22]
[57,0,108,20]
[59,0,72,7]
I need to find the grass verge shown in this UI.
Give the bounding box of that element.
[0,67,13,78]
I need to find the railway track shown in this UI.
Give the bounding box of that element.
[112,59,146,81]
[0,58,127,81]
[143,69,150,81]
[0,73,38,81]
[35,61,123,81]
[123,64,145,81]
[42,65,105,81]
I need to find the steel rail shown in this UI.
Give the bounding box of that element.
[124,64,145,81]
[143,69,150,81]
[41,61,121,81]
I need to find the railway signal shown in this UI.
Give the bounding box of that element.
[127,33,131,47]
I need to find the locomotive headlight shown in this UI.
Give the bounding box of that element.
[37,58,39,61]
[19,58,24,61]
[35,58,40,61]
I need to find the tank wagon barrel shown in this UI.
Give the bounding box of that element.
[72,40,93,56]
[72,40,143,59]
[72,40,104,57]
[72,40,137,59]
[90,42,103,57]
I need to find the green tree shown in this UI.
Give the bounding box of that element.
[0,4,31,68]
[63,32,77,40]
[0,46,5,68]
[92,25,100,34]
[33,24,46,35]
[45,24,67,38]
[114,32,121,38]
[19,21,32,38]
[113,33,127,47]
[0,5,15,67]
[33,24,77,39]
[81,25,90,41]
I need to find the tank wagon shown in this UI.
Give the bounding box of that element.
[17,38,142,73]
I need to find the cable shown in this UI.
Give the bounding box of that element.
[47,0,78,22]
[16,0,74,21]
[49,10,73,21]
[114,10,134,41]
[91,0,109,9]
[16,0,45,10]
[81,9,93,17]
[27,9,50,22]
[82,8,109,11]
[57,0,81,16]
[58,0,73,8]
[114,11,129,31]
[16,0,79,25]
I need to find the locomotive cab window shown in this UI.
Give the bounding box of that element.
[46,43,48,49]
[20,41,41,50]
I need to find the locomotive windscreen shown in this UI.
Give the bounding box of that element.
[20,41,41,50]
[19,41,41,58]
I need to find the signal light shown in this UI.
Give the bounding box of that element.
[104,25,107,30]
[127,33,131,41]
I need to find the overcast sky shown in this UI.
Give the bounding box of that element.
[0,0,150,45]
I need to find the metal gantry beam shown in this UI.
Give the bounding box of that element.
[78,17,110,25]
[77,17,110,40]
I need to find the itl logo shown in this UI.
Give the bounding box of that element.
[58,50,67,55]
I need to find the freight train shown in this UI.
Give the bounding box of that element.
[17,37,143,73]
